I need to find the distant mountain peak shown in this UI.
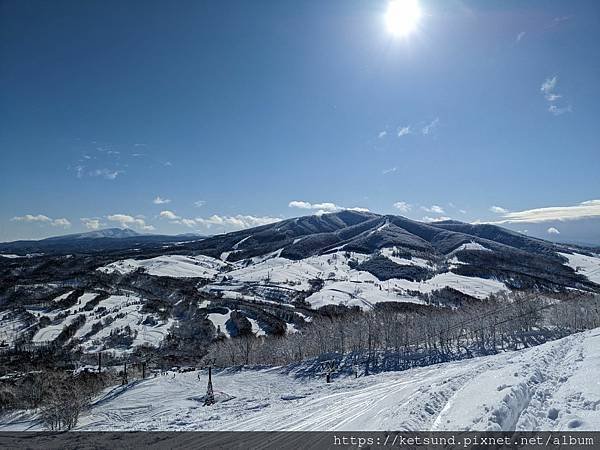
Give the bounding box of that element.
[45,228,142,241]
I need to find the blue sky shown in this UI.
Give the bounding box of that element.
[1,0,599,243]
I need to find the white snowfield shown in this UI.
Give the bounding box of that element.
[30,293,173,352]
[379,247,434,269]
[3,328,593,432]
[97,249,512,310]
[451,242,491,253]
[560,252,600,285]
[98,255,227,279]
[206,250,508,309]
[97,246,600,312]
[207,309,232,337]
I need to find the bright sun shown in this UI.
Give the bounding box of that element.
[385,0,422,37]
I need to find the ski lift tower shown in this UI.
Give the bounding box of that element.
[202,358,216,406]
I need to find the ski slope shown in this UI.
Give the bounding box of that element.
[4,328,597,432]
[30,293,173,352]
[98,255,227,279]
[98,249,513,311]
[560,252,600,285]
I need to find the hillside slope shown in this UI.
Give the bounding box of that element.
[81,328,600,431]
[2,328,598,431]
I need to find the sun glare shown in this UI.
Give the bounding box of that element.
[385,0,422,38]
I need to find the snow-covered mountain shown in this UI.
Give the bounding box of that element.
[1,211,599,354]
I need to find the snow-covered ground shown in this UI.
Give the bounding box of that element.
[306,272,507,308]
[4,328,598,431]
[30,293,173,352]
[209,250,509,308]
[207,310,232,337]
[97,249,513,311]
[98,255,227,279]
[560,252,600,285]
[451,242,492,253]
[380,247,434,269]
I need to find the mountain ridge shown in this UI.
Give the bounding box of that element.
[1,210,599,355]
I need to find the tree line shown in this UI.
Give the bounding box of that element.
[204,291,600,375]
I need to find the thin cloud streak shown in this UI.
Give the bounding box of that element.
[484,200,600,223]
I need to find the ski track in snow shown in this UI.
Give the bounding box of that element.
[4,329,598,432]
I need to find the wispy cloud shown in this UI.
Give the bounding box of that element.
[153,196,171,205]
[447,203,467,215]
[52,218,71,228]
[393,202,412,213]
[91,169,123,180]
[384,119,439,141]
[422,216,451,223]
[489,206,509,214]
[181,218,197,228]
[11,214,52,223]
[516,31,526,43]
[11,214,71,228]
[288,200,369,215]
[81,217,102,230]
[397,126,411,137]
[486,200,600,223]
[540,76,557,98]
[547,15,572,29]
[382,167,397,175]
[69,141,174,182]
[547,227,560,235]
[421,205,445,214]
[378,131,387,139]
[548,104,572,116]
[107,214,154,231]
[194,200,206,208]
[540,76,571,116]
[421,118,439,135]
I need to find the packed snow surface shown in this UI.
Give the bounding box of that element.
[4,329,598,431]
